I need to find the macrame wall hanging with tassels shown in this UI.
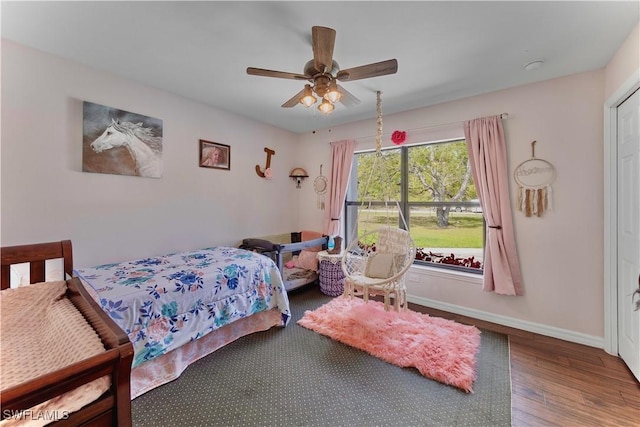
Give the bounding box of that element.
[313,164,328,210]
[514,140,556,217]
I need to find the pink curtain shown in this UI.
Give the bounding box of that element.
[464,116,523,295]
[324,139,356,235]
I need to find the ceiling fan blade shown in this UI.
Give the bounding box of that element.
[247,67,309,80]
[312,26,336,73]
[281,88,306,108]
[337,84,361,107]
[336,59,398,82]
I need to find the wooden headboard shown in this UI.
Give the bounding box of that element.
[0,240,73,290]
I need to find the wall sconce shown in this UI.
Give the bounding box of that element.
[289,167,309,188]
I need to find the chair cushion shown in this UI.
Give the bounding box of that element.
[365,253,395,279]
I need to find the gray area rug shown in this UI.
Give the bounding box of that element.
[132,286,512,427]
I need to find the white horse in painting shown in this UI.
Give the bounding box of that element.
[90,119,162,178]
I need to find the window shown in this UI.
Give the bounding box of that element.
[344,139,484,273]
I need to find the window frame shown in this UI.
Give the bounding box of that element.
[344,139,485,275]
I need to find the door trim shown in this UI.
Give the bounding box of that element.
[604,69,640,355]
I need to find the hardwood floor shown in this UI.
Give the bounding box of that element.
[408,303,640,427]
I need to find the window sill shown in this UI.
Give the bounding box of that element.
[408,263,483,286]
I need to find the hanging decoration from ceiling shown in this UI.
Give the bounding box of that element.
[354,91,409,235]
[514,140,556,217]
[375,91,383,153]
[391,130,407,145]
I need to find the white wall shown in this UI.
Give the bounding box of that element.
[297,69,606,344]
[605,22,639,99]
[1,40,300,268]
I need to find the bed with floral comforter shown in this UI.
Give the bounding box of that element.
[74,246,290,373]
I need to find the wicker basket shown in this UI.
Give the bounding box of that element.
[318,258,345,296]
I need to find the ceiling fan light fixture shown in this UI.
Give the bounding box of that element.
[318,98,334,114]
[324,80,342,103]
[300,84,317,107]
[247,26,398,114]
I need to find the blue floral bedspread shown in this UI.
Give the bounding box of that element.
[74,246,290,368]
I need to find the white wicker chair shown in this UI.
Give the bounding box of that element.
[341,226,416,311]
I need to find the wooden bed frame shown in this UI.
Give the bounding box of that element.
[1,240,133,427]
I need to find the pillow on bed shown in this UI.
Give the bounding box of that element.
[294,249,319,272]
[364,252,396,279]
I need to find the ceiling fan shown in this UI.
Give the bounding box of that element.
[246,26,398,114]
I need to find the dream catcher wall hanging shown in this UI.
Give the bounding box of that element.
[514,140,556,217]
[314,164,328,210]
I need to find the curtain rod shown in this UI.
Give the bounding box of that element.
[353,112,509,142]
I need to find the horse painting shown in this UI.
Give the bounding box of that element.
[89,119,162,178]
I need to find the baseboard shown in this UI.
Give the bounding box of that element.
[407,294,604,349]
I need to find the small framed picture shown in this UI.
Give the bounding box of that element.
[199,140,230,170]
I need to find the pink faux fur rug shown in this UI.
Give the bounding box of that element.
[298,296,481,392]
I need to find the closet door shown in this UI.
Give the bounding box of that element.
[617,87,640,381]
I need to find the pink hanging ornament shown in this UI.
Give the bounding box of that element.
[391,130,407,145]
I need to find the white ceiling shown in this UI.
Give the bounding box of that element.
[2,1,638,134]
